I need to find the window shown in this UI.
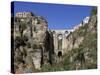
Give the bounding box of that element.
[65,31,68,37]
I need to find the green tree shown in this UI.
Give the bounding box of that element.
[91,7,97,15]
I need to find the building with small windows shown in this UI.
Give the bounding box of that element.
[16,12,34,18]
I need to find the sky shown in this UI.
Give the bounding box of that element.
[12,1,93,30]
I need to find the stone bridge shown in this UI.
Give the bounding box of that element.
[51,29,73,55]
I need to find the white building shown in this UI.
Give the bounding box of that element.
[73,16,90,31]
[83,16,90,24]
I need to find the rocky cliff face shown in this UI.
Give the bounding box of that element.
[12,12,54,73]
[62,7,97,70]
[64,10,97,53]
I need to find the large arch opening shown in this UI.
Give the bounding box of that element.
[58,34,62,50]
[58,51,62,58]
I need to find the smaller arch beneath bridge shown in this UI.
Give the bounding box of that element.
[57,51,62,58]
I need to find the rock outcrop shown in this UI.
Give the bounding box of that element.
[11,12,54,73]
[62,7,97,70]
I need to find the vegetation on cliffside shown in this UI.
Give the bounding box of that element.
[35,7,97,72]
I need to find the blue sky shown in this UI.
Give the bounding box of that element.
[12,1,92,29]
